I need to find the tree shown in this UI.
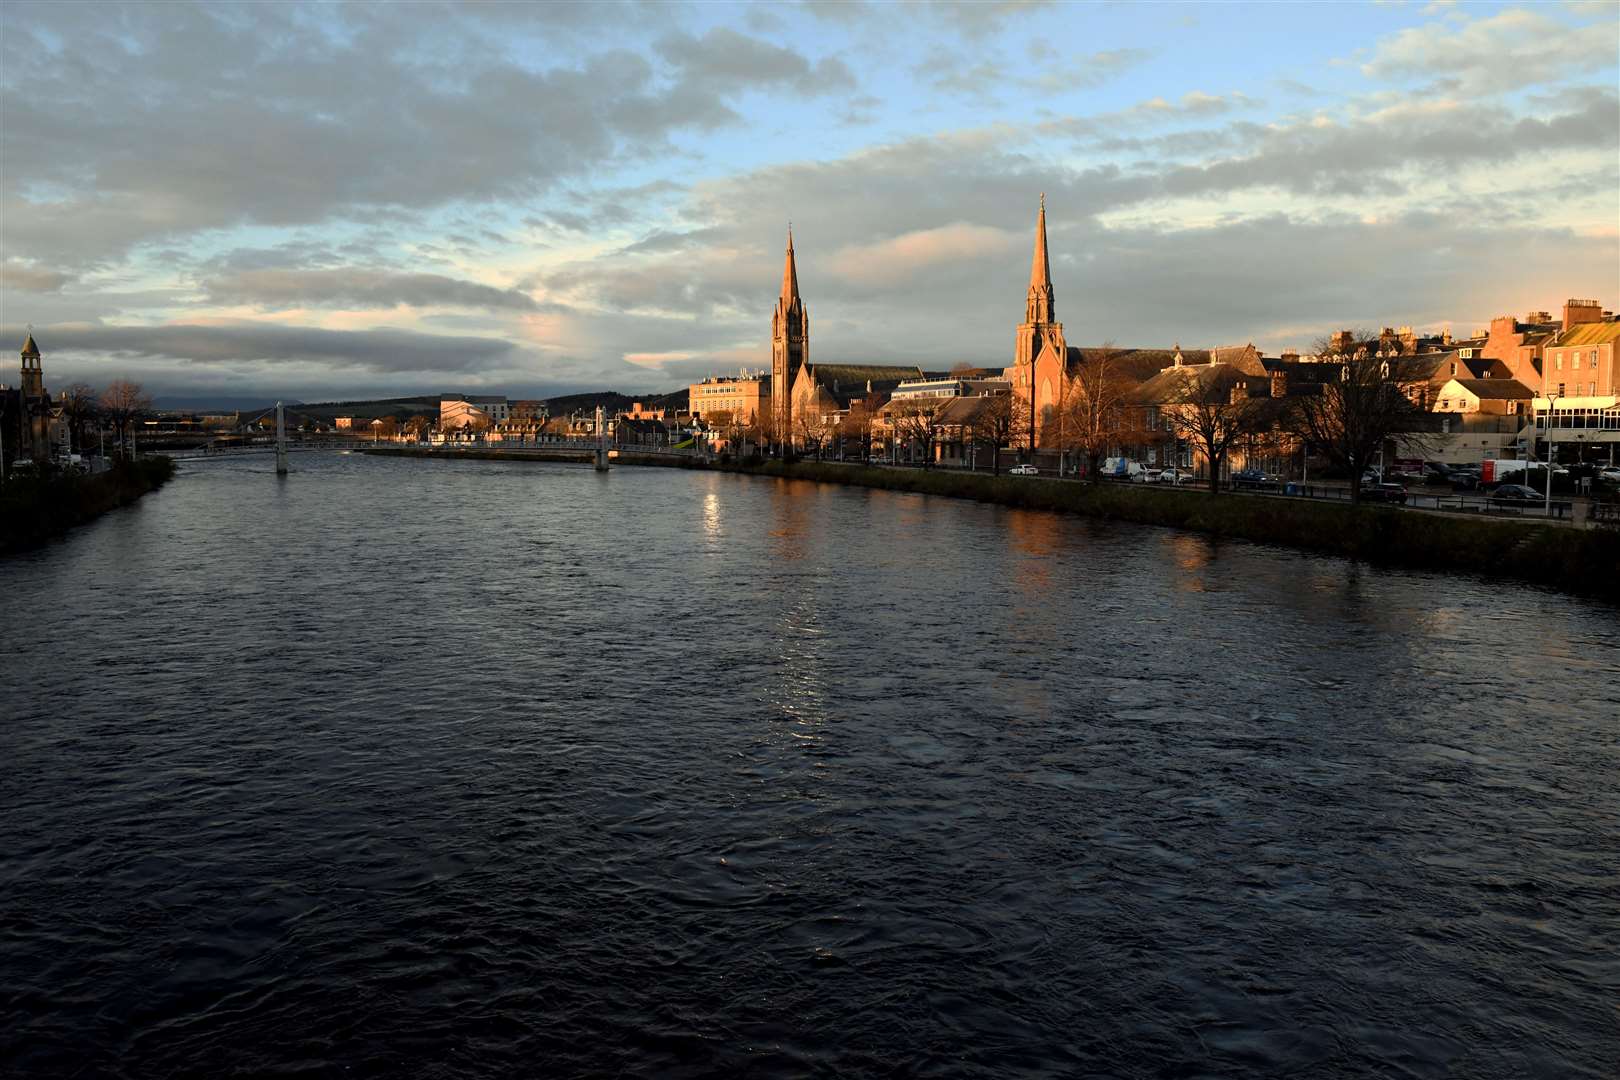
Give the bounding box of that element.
[888,397,942,466]
[1058,342,1143,481]
[1291,333,1440,504]
[747,402,778,457]
[969,392,1015,476]
[1012,391,1040,462]
[1156,367,1272,495]
[794,409,832,459]
[99,380,152,453]
[404,415,430,441]
[58,382,99,453]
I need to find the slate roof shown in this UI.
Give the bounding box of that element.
[1553,321,1620,348]
[1130,364,1268,406]
[807,363,924,385]
[1450,378,1535,400]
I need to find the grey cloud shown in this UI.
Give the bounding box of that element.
[655,28,856,95]
[0,262,72,292]
[6,322,519,374]
[1156,90,1619,200]
[200,269,543,312]
[920,44,1151,103]
[0,5,844,269]
[1033,49,1155,92]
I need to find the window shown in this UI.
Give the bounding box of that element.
[1573,353,1582,370]
[1557,383,1566,397]
[1590,382,1597,397]
[1556,353,1564,370]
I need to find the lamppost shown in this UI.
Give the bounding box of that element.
[1544,393,1559,516]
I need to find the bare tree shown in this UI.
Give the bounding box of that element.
[888,398,942,466]
[794,410,833,459]
[1011,392,1037,462]
[1292,333,1440,504]
[969,392,1015,476]
[1059,342,1144,481]
[99,380,153,454]
[1156,367,1273,495]
[58,382,99,453]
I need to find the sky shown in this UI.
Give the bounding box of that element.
[1,0,1617,406]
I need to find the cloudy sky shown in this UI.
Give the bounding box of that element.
[2,1,1616,405]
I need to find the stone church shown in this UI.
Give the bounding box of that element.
[3,332,54,466]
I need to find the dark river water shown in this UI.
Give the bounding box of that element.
[2,452,1617,1079]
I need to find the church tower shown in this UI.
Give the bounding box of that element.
[1010,196,1066,447]
[19,332,50,462]
[771,226,809,442]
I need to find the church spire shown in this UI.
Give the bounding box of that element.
[1025,195,1054,324]
[1030,193,1050,293]
[781,224,800,303]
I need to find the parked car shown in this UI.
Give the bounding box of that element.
[1009,464,1039,476]
[1423,461,1454,485]
[1360,468,1383,486]
[1450,469,1483,491]
[1157,467,1196,485]
[1598,466,1620,484]
[1361,482,1408,504]
[1231,468,1276,489]
[1489,483,1543,506]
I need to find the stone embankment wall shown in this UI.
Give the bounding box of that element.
[1,456,177,556]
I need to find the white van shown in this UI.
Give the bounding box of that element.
[1102,457,1148,482]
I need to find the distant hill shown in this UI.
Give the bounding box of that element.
[541,388,689,417]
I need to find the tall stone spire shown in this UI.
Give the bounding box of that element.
[1026,193,1054,325]
[782,224,800,302]
[1009,194,1066,456]
[771,224,809,445]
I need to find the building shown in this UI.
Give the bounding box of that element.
[1002,195,1068,446]
[689,373,768,423]
[8,333,54,463]
[790,362,921,448]
[1531,310,1620,464]
[439,394,510,430]
[771,228,809,440]
[439,394,510,431]
[1479,311,1560,393]
[889,376,1007,401]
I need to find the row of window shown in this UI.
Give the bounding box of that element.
[1553,349,1602,371]
[1532,408,1620,431]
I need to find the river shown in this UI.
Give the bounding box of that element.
[2,452,1616,1078]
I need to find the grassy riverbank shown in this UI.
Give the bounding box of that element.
[726,460,1620,603]
[1,456,177,556]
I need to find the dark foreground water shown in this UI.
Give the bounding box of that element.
[2,453,1617,1079]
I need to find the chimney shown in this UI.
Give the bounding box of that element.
[1563,298,1602,331]
[1526,311,1552,325]
[1270,369,1287,399]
